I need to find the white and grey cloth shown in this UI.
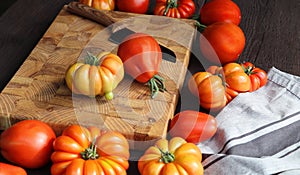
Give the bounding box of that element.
[198,67,300,175]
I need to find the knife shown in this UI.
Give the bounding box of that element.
[66,2,177,63]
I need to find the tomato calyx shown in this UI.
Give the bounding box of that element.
[158,148,175,163]
[148,75,166,98]
[163,0,178,15]
[85,52,100,66]
[80,141,99,160]
[242,64,256,75]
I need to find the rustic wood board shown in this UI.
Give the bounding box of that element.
[0,5,196,150]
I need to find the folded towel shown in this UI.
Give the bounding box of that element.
[198,67,300,175]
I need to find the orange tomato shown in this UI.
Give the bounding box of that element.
[65,52,124,100]
[79,0,115,10]
[50,125,130,175]
[221,62,251,92]
[138,137,204,175]
[188,71,227,111]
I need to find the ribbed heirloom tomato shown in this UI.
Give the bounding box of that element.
[154,0,196,18]
[138,137,204,175]
[241,62,268,92]
[65,52,124,100]
[50,125,130,175]
[79,0,115,10]
[117,33,165,98]
[200,22,246,65]
[207,62,266,103]
[188,71,227,111]
[200,0,241,25]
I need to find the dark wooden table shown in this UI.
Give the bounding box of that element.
[0,0,299,174]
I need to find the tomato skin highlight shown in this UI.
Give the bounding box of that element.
[0,120,56,169]
[200,22,246,65]
[0,162,27,175]
[200,0,241,25]
[169,110,217,144]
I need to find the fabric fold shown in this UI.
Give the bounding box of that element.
[198,67,300,174]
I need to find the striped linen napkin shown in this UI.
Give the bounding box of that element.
[198,67,300,175]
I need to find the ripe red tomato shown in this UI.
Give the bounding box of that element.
[116,0,149,14]
[117,33,165,98]
[0,120,56,169]
[199,22,246,65]
[241,62,268,92]
[169,110,217,144]
[154,0,196,18]
[200,0,241,25]
[0,162,27,175]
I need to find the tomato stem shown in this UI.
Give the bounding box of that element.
[163,0,178,16]
[242,64,255,75]
[85,52,100,66]
[158,147,175,163]
[80,140,99,160]
[148,75,166,98]
[194,21,207,32]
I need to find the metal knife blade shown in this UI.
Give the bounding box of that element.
[66,2,176,63]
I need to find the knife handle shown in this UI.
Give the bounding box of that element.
[67,2,138,27]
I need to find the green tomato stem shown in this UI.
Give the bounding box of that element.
[80,140,99,160]
[242,64,255,75]
[147,75,167,99]
[163,0,178,16]
[85,52,100,66]
[158,147,175,163]
[194,21,207,32]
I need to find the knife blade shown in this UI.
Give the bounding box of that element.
[66,2,177,63]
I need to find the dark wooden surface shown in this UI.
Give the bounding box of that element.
[0,0,299,174]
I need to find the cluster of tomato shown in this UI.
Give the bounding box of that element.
[0,119,207,175]
[188,0,268,111]
[65,33,166,99]
[79,0,196,19]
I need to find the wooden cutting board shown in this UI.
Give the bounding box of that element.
[0,4,196,150]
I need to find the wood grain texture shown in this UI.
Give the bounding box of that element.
[235,0,300,76]
[0,5,196,150]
